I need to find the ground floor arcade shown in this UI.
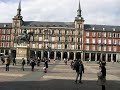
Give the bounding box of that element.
[28,50,119,62]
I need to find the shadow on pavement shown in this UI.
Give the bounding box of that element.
[0,79,120,90]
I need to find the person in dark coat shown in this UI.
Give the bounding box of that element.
[100,62,106,90]
[21,58,26,71]
[75,60,84,83]
[44,58,48,73]
[1,57,5,64]
[30,59,36,71]
[13,58,16,66]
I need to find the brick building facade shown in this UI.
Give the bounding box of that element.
[0,0,120,62]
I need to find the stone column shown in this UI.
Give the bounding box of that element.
[95,53,97,61]
[89,53,91,61]
[41,51,43,59]
[4,49,5,55]
[54,51,56,60]
[106,53,108,62]
[81,52,83,61]
[68,52,69,59]
[61,52,63,60]
[111,54,113,62]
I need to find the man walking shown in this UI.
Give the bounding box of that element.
[5,56,11,71]
[75,60,84,83]
[21,58,26,71]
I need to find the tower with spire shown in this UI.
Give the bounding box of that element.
[74,0,84,55]
[75,0,84,29]
[12,0,24,44]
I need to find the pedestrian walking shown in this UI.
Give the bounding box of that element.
[21,58,26,71]
[30,59,36,71]
[97,61,106,90]
[5,56,11,71]
[1,57,5,65]
[12,58,16,66]
[44,58,48,73]
[75,60,84,84]
[37,57,41,66]
[27,58,30,65]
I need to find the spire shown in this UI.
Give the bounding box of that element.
[17,0,21,16]
[77,0,82,17]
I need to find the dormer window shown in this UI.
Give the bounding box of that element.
[103,28,105,31]
[4,24,7,27]
[113,28,115,31]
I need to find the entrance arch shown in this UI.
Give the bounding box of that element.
[43,51,48,58]
[50,51,54,59]
[76,52,81,60]
[37,51,41,58]
[63,52,67,59]
[85,53,89,61]
[30,50,35,58]
[69,52,74,60]
[56,51,61,60]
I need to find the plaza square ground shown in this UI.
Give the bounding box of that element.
[0,60,120,90]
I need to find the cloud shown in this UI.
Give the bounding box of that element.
[0,0,119,26]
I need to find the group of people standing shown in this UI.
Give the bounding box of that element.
[71,59,106,90]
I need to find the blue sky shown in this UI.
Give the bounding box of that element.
[0,0,120,26]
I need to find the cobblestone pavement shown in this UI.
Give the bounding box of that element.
[0,60,120,90]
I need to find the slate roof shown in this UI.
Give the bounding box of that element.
[22,21,120,32]
[0,23,12,28]
[22,21,75,28]
[84,24,120,32]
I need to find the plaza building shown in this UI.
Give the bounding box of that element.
[0,1,120,62]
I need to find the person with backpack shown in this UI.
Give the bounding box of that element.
[21,58,26,71]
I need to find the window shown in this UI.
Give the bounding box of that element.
[39,37,42,41]
[78,45,80,49]
[59,30,60,34]
[52,30,54,34]
[113,46,116,51]
[108,46,111,51]
[103,46,106,51]
[113,40,117,44]
[65,44,67,49]
[119,40,120,45]
[86,32,89,37]
[103,33,106,37]
[78,38,80,42]
[39,44,42,48]
[92,39,95,44]
[58,37,60,41]
[108,39,111,44]
[65,30,67,34]
[52,44,54,49]
[108,33,112,37]
[98,32,101,37]
[72,38,74,42]
[86,38,89,43]
[52,37,55,41]
[2,43,4,47]
[113,33,116,38]
[102,39,106,44]
[92,45,95,51]
[98,39,101,43]
[86,45,89,50]
[33,44,35,48]
[92,32,95,37]
[58,44,61,49]
[71,45,74,49]
[98,46,101,51]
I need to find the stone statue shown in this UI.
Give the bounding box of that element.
[16,30,34,45]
